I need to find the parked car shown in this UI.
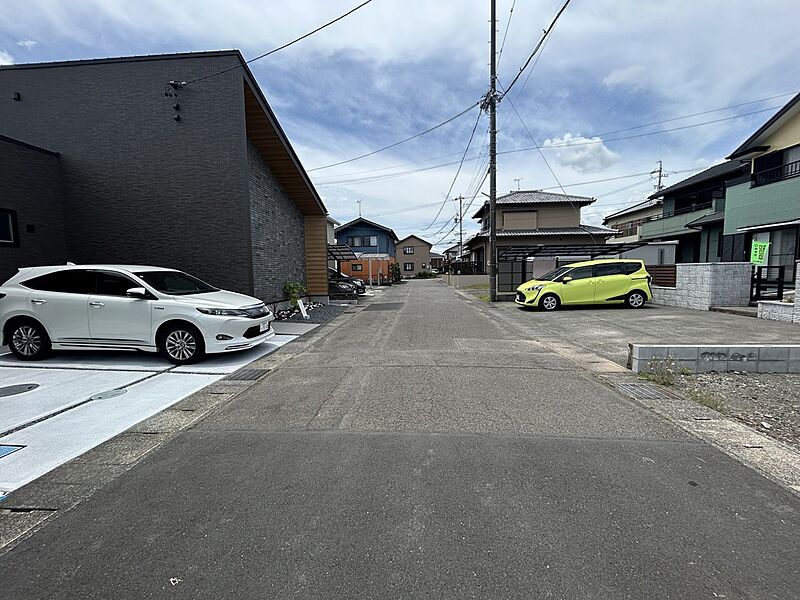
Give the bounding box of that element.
[328,267,366,294]
[0,265,275,364]
[328,279,358,298]
[515,259,652,311]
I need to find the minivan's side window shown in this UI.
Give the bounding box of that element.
[95,272,138,297]
[566,266,593,280]
[594,263,623,277]
[23,270,95,294]
[620,263,641,275]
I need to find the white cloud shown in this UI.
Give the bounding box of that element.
[602,64,646,89]
[0,51,14,65]
[16,40,37,49]
[542,133,619,173]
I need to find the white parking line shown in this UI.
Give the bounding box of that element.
[0,334,298,494]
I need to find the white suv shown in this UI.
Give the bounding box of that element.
[0,265,275,365]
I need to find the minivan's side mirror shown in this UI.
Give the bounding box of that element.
[126,287,149,299]
[562,276,573,284]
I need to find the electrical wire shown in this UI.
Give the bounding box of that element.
[184,0,375,85]
[308,102,481,172]
[496,0,517,71]
[501,0,572,98]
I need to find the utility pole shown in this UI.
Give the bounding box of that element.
[356,199,362,217]
[456,195,464,259]
[651,161,667,192]
[488,0,498,302]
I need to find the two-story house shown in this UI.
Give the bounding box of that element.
[396,235,433,278]
[603,198,663,243]
[639,161,748,263]
[723,92,800,282]
[466,190,616,268]
[334,217,399,284]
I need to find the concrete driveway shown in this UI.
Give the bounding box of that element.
[488,301,800,366]
[0,334,297,495]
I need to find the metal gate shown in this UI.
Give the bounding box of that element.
[751,265,786,301]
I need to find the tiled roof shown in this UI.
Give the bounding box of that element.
[473,190,595,219]
[602,198,662,222]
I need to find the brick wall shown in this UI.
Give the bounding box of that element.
[0,54,254,295]
[0,138,66,282]
[247,140,306,303]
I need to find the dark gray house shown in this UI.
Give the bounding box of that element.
[0,50,329,302]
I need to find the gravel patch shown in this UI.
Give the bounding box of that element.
[676,373,800,451]
[284,303,347,324]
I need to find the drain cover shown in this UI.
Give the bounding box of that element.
[226,368,269,381]
[0,384,39,398]
[363,303,404,311]
[614,382,679,402]
[90,388,128,401]
[0,445,24,459]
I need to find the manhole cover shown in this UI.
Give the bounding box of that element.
[0,445,24,459]
[614,382,678,402]
[90,388,128,401]
[363,303,404,311]
[0,384,39,398]
[226,368,269,381]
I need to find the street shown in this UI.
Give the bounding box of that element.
[1,280,797,599]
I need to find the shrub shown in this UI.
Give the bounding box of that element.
[283,281,307,307]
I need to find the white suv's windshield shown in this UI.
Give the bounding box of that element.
[134,271,219,295]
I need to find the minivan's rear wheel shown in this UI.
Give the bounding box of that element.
[539,293,560,311]
[626,290,646,309]
[159,323,205,365]
[8,319,51,361]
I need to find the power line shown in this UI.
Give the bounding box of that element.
[501,0,572,98]
[308,102,480,172]
[182,0,375,85]
[495,0,517,71]
[423,110,484,230]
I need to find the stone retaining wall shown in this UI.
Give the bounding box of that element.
[757,262,799,324]
[629,343,800,374]
[651,262,751,310]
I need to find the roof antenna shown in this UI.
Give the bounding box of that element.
[513,177,523,190]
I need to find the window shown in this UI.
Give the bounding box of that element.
[403,246,415,254]
[23,269,94,294]
[565,266,593,280]
[0,209,19,246]
[404,262,415,272]
[96,272,140,297]
[364,236,378,247]
[620,262,642,275]
[352,264,363,272]
[347,236,362,247]
[593,263,623,277]
[134,270,218,295]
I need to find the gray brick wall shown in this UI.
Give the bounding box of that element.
[0,138,67,282]
[0,54,254,295]
[247,140,306,303]
[652,262,752,310]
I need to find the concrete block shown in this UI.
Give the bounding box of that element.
[632,345,669,360]
[668,346,699,360]
[698,347,729,361]
[789,346,800,361]
[757,361,788,374]
[759,346,790,361]
[727,359,758,372]
[787,361,800,373]
[696,360,726,373]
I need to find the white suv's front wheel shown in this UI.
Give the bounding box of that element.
[8,319,52,361]
[159,323,205,365]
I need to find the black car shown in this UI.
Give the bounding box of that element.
[328,268,366,294]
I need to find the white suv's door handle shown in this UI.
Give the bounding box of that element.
[89,301,105,308]
[31,298,47,305]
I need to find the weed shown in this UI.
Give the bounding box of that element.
[639,356,680,386]
[478,294,490,303]
[687,389,725,412]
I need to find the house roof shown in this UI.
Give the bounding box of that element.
[0,134,59,156]
[685,210,725,229]
[0,50,327,217]
[727,92,800,159]
[335,217,400,242]
[648,161,746,199]
[472,190,595,219]
[474,225,617,238]
[602,198,662,223]
[396,234,432,247]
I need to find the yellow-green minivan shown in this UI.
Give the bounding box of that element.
[515,259,652,311]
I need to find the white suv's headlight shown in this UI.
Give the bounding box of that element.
[524,284,544,292]
[196,307,250,316]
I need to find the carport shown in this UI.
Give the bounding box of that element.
[497,243,647,293]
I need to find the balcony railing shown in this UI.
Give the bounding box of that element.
[753,159,800,187]
[645,201,712,222]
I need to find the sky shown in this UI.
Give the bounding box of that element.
[2,0,799,251]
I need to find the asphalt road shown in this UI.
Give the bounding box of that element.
[1,280,798,599]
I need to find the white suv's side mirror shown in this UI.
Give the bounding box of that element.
[126,287,149,299]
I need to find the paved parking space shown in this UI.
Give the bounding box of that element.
[491,302,800,366]
[0,335,297,495]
